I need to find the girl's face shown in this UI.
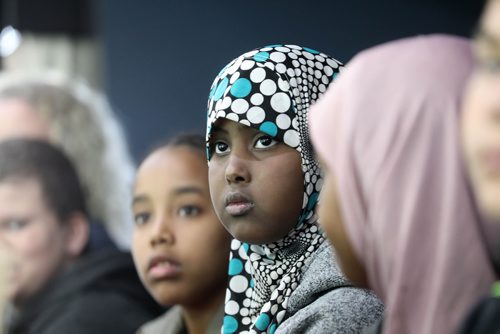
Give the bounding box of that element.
[132,147,231,307]
[462,0,500,221]
[0,179,71,305]
[316,163,367,287]
[208,119,304,244]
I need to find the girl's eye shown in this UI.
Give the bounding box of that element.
[214,141,230,155]
[479,58,500,74]
[178,205,200,218]
[1,219,28,231]
[134,212,151,226]
[474,43,500,74]
[255,135,278,149]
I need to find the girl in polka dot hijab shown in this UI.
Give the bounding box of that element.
[206,45,383,334]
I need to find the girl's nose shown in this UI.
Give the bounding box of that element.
[150,217,174,247]
[225,154,251,185]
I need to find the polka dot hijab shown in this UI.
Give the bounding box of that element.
[206,45,343,334]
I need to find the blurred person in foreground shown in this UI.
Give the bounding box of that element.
[460,0,500,332]
[310,35,495,334]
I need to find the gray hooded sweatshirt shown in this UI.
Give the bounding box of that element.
[276,242,384,333]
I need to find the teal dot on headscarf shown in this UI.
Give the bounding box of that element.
[208,84,217,99]
[228,258,243,276]
[270,324,277,334]
[230,78,252,98]
[254,51,270,62]
[242,243,250,254]
[307,192,320,211]
[255,314,270,331]
[259,122,278,137]
[223,316,238,334]
[250,279,255,288]
[214,77,229,101]
[297,213,305,225]
[303,47,319,54]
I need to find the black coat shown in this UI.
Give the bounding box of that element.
[459,296,500,334]
[8,250,164,334]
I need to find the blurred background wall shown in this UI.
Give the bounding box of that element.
[0,0,485,162]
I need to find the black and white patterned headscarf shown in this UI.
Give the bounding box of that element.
[206,45,343,334]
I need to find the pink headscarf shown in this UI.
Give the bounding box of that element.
[309,35,496,334]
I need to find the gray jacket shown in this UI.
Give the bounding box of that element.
[137,304,224,334]
[276,241,384,333]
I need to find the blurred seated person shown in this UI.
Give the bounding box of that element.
[0,72,135,250]
[0,139,162,334]
[132,134,232,334]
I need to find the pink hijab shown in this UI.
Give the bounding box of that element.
[309,35,496,334]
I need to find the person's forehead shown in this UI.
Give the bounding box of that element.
[0,98,50,141]
[212,118,257,135]
[0,178,45,207]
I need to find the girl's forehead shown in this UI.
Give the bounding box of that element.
[211,118,258,136]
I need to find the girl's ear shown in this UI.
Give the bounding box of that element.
[64,213,90,259]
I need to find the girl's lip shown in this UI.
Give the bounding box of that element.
[225,202,255,216]
[147,255,181,280]
[224,192,255,216]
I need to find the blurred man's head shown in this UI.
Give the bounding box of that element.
[0,139,89,305]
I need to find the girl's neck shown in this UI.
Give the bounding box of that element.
[182,287,225,334]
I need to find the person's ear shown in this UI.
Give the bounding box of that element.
[64,212,90,259]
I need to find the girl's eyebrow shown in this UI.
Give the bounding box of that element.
[172,186,203,196]
[132,194,148,206]
[211,125,227,134]
[132,187,204,207]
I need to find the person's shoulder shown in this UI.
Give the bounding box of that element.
[323,286,384,325]
[37,255,164,334]
[43,289,161,334]
[136,307,184,334]
[280,241,384,333]
[278,286,383,333]
[288,240,349,310]
[72,250,163,314]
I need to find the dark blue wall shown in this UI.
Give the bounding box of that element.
[98,0,484,162]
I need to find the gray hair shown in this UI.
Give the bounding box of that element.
[0,72,135,249]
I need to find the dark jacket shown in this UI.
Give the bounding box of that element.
[459,296,500,334]
[8,250,164,334]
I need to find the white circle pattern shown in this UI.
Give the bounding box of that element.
[231,98,249,114]
[270,92,291,113]
[276,114,291,130]
[250,68,266,83]
[247,107,266,124]
[250,93,264,106]
[260,79,277,96]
